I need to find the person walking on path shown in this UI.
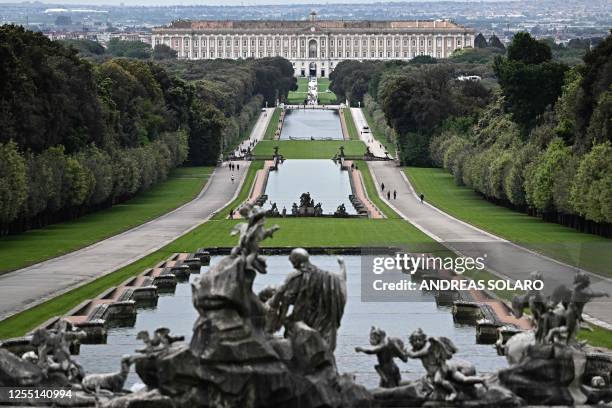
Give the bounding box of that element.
[420,193,424,203]
[387,191,391,200]
[231,175,235,183]
[237,164,240,171]
[393,190,397,200]
[381,182,385,192]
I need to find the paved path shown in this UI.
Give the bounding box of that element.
[368,160,612,328]
[0,109,274,322]
[351,108,388,158]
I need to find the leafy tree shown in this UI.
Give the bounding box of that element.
[570,142,612,223]
[153,44,177,60]
[106,38,151,59]
[409,55,437,65]
[524,138,571,212]
[474,33,487,48]
[494,34,568,132]
[61,39,105,56]
[187,102,226,166]
[488,35,505,50]
[507,32,552,65]
[0,141,27,225]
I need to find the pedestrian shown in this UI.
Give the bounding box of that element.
[231,175,235,183]
[393,190,397,200]
[387,191,390,200]
[381,182,385,191]
[237,164,240,171]
[420,193,424,203]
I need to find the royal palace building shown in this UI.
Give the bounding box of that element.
[151,12,475,78]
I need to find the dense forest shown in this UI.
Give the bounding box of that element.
[330,32,611,236]
[0,25,296,235]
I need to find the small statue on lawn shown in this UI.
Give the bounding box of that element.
[355,326,407,388]
[334,203,348,217]
[405,328,485,401]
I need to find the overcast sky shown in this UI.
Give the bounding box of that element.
[0,0,511,5]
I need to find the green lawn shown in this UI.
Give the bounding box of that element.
[405,167,612,277]
[343,108,360,140]
[316,78,338,105]
[263,107,281,140]
[362,109,396,156]
[286,78,337,105]
[0,167,213,274]
[253,140,366,159]
[287,77,309,105]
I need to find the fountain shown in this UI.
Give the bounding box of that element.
[2,207,611,407]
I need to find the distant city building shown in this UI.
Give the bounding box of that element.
[152,12,475,77]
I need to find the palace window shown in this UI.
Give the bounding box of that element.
[457,39,462,46]
[420,40,424,47]
[428,40,432,47]
[235,40,239,46]
[412,40,415,46]
[174,39,179,47]
[226,40,230,46]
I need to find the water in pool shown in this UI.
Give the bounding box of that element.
[280,109,343,140]
[77,255,507,389]
[264,159,356,215]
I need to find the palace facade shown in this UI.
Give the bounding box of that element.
[151,13,475,78]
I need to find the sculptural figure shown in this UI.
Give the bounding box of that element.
[267,248,347,351]
[355,326,407,388]
[230,203,279,275]
[334,203,348,217]
[30,320,86,382]
[405,328,485,401]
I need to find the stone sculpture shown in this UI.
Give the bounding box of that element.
[355,326,407,388]
[334,203,348,217]
[500,271,612,405]
[405,328,485,402]
[266,248,347,351]
[81,355,132,393]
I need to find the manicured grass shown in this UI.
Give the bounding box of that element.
[263,107,281,140]
[316,78,338,105]
[287,77,309,105]
[253,140,366,159]
[405,167,612,277]
[362,109,396,156]
[286,78,337,105]
[342,108,360,140]
[0,167,213,274]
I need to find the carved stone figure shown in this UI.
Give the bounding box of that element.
[267,248,347,351]
[82,355,132,394]
[405,328,485,401]
[334,203,348,217]
[355,326,407,388]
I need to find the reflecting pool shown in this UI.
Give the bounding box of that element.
[280,109,343,140]
[77,256,507,389]
[264,159,355,215]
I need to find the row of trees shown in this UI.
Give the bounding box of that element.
[429,33,611,234]
[330,31,610,235]
[0,25,296,234]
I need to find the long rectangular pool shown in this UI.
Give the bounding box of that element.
[77,255,507,389]
[264,159,356,215]
[280,109,343,140]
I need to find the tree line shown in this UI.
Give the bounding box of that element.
[330,31,611,236]
[0,25,296,235]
